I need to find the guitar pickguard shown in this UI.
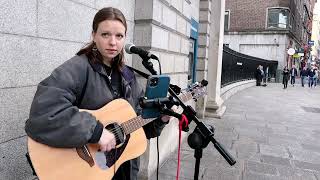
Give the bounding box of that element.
[95,134,130,170]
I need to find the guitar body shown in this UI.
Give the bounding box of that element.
[27,99,147,180]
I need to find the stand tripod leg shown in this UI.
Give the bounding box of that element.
[194,149,203,180]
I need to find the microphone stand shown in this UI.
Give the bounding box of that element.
[141,56,236,180]
[142,56,158,75]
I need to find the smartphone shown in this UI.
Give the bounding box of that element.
[141,75,170,119]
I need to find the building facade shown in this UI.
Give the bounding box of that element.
[311,1,320,66]
[224,0,316,71]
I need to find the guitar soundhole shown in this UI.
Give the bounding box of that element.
[95,134,130,170]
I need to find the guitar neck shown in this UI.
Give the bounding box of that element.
[121,91,193,135]
[121,116,155,135]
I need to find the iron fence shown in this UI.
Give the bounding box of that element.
[221,45,278,87]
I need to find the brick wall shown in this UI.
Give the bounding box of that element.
[226,0,286,31]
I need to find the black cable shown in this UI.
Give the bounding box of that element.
[156,59,162,75]
[157,136,159,180]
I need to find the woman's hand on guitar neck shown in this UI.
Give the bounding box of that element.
[98,128,116,152]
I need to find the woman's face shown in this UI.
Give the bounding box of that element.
[93,20,126,66]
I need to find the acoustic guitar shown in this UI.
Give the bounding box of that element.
[27,83,206,180]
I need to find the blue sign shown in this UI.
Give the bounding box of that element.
[308,40,314,46]
[190,18,198,39]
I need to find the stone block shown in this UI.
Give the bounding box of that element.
[168,33,181,53]
[38,0,95,42]
[0,137,35,180]
[182,0,192,20]
[199,10,210,22]
[125,21,135,45]
[180,37,190,55]
[0,0,37,36]
[190,0,200,21]
[196,59,208,71]
[134,24,152,47]
[198,47,208,58]
[186,22,191,37]
[38,38,84,71]
[151,25,168,50]
[184,57,189,72]
[72,0,95,7]
[171,0,183,12]
[96,0,135,21]
[135,0,153,20]
[0,33,84,88]
[196,70,207,82]
[200,0,211,11]
[198,34,209,46]
[152,0,163,23]
[162,5,176,30]
[169,74,179,86]
[160,53,175,73]
[199,23,210,34]
[176,15,187,35]
[0,86,36,143]
[179,74,189,89]
[174,55,186,73]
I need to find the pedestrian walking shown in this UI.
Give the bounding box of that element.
[313,68,318,87]
[289,65,298,87]
[282,66,290,89]
[308,67,315,88]
[300,67,308,87]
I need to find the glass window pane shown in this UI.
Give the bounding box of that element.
[267,8,289,29]
[224,11,229,31]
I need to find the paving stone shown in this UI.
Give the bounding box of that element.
[260,155,292,167]
[242,171,286,180]
[246,161,278,175]
[292,160,320,172]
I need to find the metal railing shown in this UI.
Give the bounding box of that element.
[221,45,278,87]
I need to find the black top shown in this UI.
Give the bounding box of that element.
[104,64,123,99]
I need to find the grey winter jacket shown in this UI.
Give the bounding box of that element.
[25,54,166,179]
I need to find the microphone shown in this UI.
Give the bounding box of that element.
[125,43,159,60]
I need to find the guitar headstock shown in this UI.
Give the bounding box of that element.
[181,80,208,102]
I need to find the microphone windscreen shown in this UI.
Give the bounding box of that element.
[125,43,135,54]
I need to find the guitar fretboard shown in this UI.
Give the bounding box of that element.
[120,91,193,135]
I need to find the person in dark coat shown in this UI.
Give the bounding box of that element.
[289,65,298,86]
[25,7,170,180]
[308,67,315,88]
[300,67,308,87]
[255,65,263,86]
[282,66,290,89]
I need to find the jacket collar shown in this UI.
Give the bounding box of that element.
[88,60,135,85]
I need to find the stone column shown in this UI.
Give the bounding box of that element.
[195,0,211,118]
[205,0,226,118]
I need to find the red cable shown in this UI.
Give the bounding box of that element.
[176,114,189,180]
